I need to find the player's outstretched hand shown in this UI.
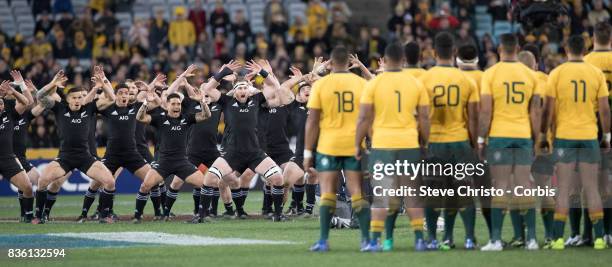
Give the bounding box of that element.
[10,70,24,83]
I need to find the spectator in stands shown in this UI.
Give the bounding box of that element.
[428,2,459,31]
[289,16,309,41]
[35,11,55,35]
[329,0,352,21]
[588,0,610,26]
[53,0,74,15]
[96,8,119,38]
[71,9,95,40]
[194,31,214,63]
[73,31,92,59]
[32,0,52,18]
[307,26,327,56]
[169,6,196,51]
[307,0,328,41]
[30,31,53,60]
[488,0,508,21]
[269,13,289,41]
[264,0,288,28]
[31,125,54,148]
[149,9,169,55]
[231,9,252,50]
[213,30,228,60]
[456,21,478,48]
[129,18,149,53]
[189,0,207,40]
[568,0,589,35]
[89,0,105,15]
[109,28,130,58]
[210,0,230,36]
[52,30,71,59]
[57,12,75,34]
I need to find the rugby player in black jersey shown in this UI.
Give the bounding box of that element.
[6,71,39,221]
[197,59,295,222]
[1,78,35,222]
[285,71,317,216]
[75,80,155,222]
[258,66,306,217]
[33,70,117,224]
[132,65,212,223]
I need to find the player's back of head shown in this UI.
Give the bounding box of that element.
[594,22,611,46]
[499,33,518,55]
[404,41,421,66]
[522,44,541,64]
[566,35,585,56]
[385,42,405,65]
[518,51,536,70]
[330,46,349,67]
[434,32,454,60]
[457,43,478,62]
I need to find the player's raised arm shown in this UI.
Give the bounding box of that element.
[168,64,198,96]
[1,80,29,115]
[136,99,152,124]
[194,92,211,122]
[349,54,374,80]
[202,60,242,102]
[36,70,66,107]
[9,70,33,114]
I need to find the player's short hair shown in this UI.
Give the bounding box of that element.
[517,51,536,68]
[567,35,585,55]
[385,42,405,64]
[167,93,182,102]
[115,83,129,93]
[499,33,518,54]
[330,46,349,66]
[594,22,611,46]
[297,81,310,92]
[457,43,478,61]
[522,44,540,63]
[404,41,421,65]
[67,87,86,95]
[434,32,454,60]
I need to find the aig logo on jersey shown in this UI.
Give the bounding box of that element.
[0,116,8,130]
[13,119,25,130]
[269,108,277,114]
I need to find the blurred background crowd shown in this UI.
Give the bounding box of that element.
[0,0,609,150]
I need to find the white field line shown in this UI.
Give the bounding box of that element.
[47,231,296,246]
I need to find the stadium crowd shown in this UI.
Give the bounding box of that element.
[0,0,610,148]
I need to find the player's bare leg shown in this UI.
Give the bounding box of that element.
[234,169,255,218]
[552,162,576,248]
[578,162,606,248]
[44,172,68,221]
[513,165,538,249]
[488,165,513,245]
[198,157,234,222]
[7,171,34,223]
[304,169,319,216]
[34,162,70,223]
[132,168,165,223]
[344,170,371,248]
[254,157,285,221]
[281,161,305,215]
[84,161,117,223]
[533,172,555,245]
[316,170,339,245]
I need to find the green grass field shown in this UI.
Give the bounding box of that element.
[0,192,610,267]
